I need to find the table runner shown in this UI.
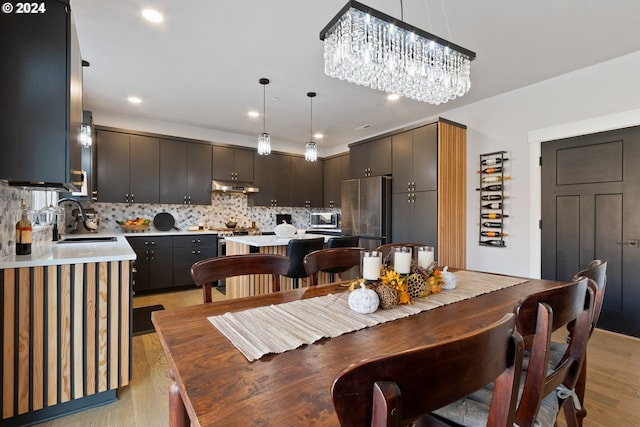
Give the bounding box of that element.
[208,271,529,361]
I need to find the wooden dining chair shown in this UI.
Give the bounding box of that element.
[191,254,290,303]
[375,242,427,265]
[331,313,523,427]
[432,277,593,427]
[552,259,607,427]
[304,247,364,286]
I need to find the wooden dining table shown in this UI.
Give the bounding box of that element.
[152,272,564,426]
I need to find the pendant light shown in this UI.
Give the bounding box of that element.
[305,92,318,162]
[257,78,271,155]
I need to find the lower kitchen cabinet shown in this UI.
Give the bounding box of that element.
[127,236,173,292]
[173,234,217,287]
[392,191,438,251]
[127,234,218,292]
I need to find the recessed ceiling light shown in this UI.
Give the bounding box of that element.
[248,111,259,118]
[128,96,142,104]
[314,133,324,140]
[142,9,164,23]
[387,94,400,101]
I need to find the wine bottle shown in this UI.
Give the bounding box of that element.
[15,200,32,255]
[481,231,508,237]
[481,194,508,201]
[481,175,511,183]
[477,166,503,174]
[481,240,506,247]
[481,157,509,166]
[482,202,502,209]
[481,213,508,219]
[482,221,502,228]
[481,185,503,192]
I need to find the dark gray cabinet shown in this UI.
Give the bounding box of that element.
[128,236,173,292]
[0,0,83,189]
[392,124,438,194]
[291,156,323,208]
[213,146,254,182]
[160,139,212,205]
[323,154,350,208]
[96,130,160,203]
[349,137,391,178]
[173,235,218,287]
[389,119,467,268]
[251,153,292,207]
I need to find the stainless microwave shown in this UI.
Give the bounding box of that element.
[309,212,339,229]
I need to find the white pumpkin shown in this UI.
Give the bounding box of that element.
[440,266,457,289]
[348,283,380,314]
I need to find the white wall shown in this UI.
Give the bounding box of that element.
[438,51,640,278]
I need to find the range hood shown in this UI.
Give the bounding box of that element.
[212,180,259,193]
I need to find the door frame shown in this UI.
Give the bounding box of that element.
[528,109,640,278]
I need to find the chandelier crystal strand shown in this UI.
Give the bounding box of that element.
[305,92,318,162]
[257,78,271,155]
[320,1,475,105]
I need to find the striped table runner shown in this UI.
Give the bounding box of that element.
[208,271,529,361]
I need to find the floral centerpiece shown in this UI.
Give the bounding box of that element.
[348,262,444,310]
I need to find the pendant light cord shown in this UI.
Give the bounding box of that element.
[262,83,266,132]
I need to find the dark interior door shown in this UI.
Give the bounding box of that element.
[541,126,640,337]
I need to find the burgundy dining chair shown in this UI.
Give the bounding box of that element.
[332,313,524,427]
[191,254,290,303]
[304,247,364,286]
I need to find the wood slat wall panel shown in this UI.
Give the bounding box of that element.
[18,268,30,415]
[32,267,45,411]
[1,260,131,421]
[438,122,467,269]
[60,264,71,403]
[86,263,96,396]
[3,269,16,418]
[46,266,58,407]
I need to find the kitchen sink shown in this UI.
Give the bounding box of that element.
[57,236,118,244]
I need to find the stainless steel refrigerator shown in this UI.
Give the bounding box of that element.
[341,176,391,251]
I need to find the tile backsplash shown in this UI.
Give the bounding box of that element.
[0,180,338,257]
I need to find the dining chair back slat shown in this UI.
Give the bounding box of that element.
[332,313,524,427]
[304,247,364,286]
[191,254,290,303]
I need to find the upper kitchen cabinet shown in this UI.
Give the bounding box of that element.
[290,156,323,208]
[0,0,83,189]
[390,119,467,269]
[212,146,254,182]
[160,139,212,205]
[349,137,391,178]
[323,153,350,208]
[95,129,160,203]
[250,153,291,207]
[391,124,438,194]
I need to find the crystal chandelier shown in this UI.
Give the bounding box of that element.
[257,78,271,155]
[320,0,476,105]
[304,92,318,162]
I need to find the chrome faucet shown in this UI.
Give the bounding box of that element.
[57,197,91,232]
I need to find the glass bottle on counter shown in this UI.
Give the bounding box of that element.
[16,199,33,255]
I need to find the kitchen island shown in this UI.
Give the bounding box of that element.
[0,236,136,426]
[224,234,337,298]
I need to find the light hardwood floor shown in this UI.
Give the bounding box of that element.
[34,287,640,427]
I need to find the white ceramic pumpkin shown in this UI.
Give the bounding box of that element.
[348,283,380,314]
[440,266,457,289]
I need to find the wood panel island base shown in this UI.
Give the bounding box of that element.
[224,234,335,298]
[0,236,136,426]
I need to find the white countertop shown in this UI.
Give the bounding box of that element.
[0,234,136,269]
[224,234,334,247]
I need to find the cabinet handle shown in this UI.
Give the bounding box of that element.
[616,239,638,247]
[192,250,196,254]
[188,196,191,204]
[132,267,137,273]
[144,250,149,261]
[125,194,129,203]
[150,250,155,260]
[184,196,187,204]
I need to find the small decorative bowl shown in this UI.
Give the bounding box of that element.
[119,223,150,232]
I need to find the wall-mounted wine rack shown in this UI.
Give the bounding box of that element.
[478,151,508,247]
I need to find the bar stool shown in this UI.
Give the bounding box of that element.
[285,237,324,288]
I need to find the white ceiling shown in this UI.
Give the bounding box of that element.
[71,0,640,154]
